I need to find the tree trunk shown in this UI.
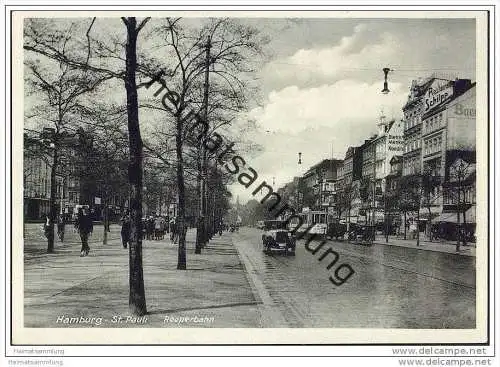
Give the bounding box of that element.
[124,18,147,315]
[176,114,187,270]
[403,211,407,240]
[195,144,203,254]
[427,206,432,242]
[202,149,209,244]
[47,144,59,253]
[416,207,420,246]
[462,189,468,246]
[456,179,462,252]
[347,205,350,233]
[200,36,211,246]
[384,196,389,243]
[103,197,108,245]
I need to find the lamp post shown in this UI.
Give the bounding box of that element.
[382,67,391,94]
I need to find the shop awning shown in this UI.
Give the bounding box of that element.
[434,207,476,224]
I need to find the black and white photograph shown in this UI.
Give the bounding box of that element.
[6,5,494,351]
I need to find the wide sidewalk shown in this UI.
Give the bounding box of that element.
[23,224,262,328]
[371,234,476,257]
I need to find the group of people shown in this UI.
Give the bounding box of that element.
[44,208,93,257]
[143,215,167,241]
[43,208,181,257]
[120,211,180,249]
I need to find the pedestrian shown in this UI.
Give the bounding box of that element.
[154,215,163,241]
[170,217,178,244]
[161,216,166,240]
[120,210,131,249]
[43,212,50,239]
[172,217,179,243]
[57,213,66,242]
[146,216,154,240]
[75,208,93,257]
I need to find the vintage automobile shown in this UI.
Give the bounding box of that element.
[347,224,375,246]
[327,221,347,240]
[261,220,296,256]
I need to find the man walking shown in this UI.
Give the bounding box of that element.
[170,217,178,244]
[57,213,66,242]
[76,208,93,257]
[121,210,131,249]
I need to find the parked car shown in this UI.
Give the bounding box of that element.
[261,220,296,256]
[348,224,375,246]
[327,222,347,240]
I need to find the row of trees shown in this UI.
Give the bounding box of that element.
[335,162,475,251]
[24,17,265,315]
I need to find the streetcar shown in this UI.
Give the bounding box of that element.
[290,210,328,239]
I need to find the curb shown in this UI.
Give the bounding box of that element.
[372,240,476,257]
[230,232,289,328]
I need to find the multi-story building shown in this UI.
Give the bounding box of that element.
[402,78,431,176]
[361,137,376,180]
[342,146,363,225]
[23,133,73,220]
[385,155,403,233]
[370,116,405,223]
[301,159,342,213]
[331,161,344,220]
[402,74,473,177]
[421,82,476,227]
[24,127,130,221]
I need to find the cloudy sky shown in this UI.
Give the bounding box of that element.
[23,16,476,204]
[229,17,476,203]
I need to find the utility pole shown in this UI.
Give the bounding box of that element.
[196,35,211,254]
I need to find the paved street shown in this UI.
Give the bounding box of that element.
[234,227,476,329]
[23,224,475,329]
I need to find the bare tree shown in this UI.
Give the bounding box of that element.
[25,16,151,315]
[24,20,113,253]
[445,153,476,251]
[73,108,129,244]
[142,17,265,265]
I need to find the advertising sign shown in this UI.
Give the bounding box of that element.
[424,81,453,112]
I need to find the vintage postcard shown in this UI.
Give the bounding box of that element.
[8,7,491,347]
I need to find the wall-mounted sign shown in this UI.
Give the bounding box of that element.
[453,103,476,117]
[424,81,453,112]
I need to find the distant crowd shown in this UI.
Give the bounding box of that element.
[119,212,181,249]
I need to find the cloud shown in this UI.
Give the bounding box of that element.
[249,79,407,134]
[229,80,407,202]
[230,18,476,203]
[262,22,401,89]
